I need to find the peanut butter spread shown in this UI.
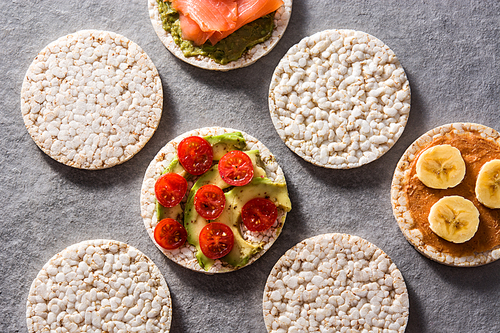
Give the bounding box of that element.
[405,130,500,256]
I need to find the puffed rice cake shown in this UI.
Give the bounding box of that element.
[269,29,411,169]
[263,233,409,333]
[140,127,289,273]
[148,0,293,71]
[26,239,172,333]
[391,123,500,266]
[21,30,163,169]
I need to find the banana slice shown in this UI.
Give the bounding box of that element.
[475,159,500,209]
[416,144,466,189]
[428,196,480,243]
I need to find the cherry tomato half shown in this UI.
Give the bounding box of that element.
[154,218,187,250]
[218,150,254,186]
[177,136,214,175]
[194,184,226,220]
[199,222,234,259]
[242,198,278,232]
[155,173,188,208]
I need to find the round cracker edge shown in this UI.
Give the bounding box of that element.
[262,233,409,333]
[391,122,500,267]
[140,126,289,274]
[147,0,293,71]
[26,239,172,333]
[21,29,163,170]
[268,29,411,169]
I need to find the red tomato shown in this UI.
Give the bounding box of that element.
[199,222,234,259]
[154,218,187,250]
[194,184,226,220]
[242,198,278,232]
[218,150,254,186]
[155,173,188,207]
[177,136,213,175]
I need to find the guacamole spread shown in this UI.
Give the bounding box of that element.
[157,0,276,65]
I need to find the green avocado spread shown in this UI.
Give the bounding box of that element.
[157,0,276,65]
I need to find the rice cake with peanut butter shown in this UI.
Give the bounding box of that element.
[391,123,500,266]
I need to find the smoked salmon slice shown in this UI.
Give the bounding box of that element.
[171,0,238,33]
[208,0,284,45]
[178,13,214,45]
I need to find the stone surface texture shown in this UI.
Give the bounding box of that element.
[0,1,499,333]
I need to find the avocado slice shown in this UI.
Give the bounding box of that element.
[204,132,246,160]
[216,177,292,268]
[184,155,291,270]
[157,202,184,222]
[226,177,292,213]
[163,156,187,176]
[155,143,262,222]
[183,149,267,231]
[183,165,222,269]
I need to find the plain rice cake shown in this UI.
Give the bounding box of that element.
[269,29,411,169]
[263,233,409,333]
[26,239,172,333]
[21,30,163,169]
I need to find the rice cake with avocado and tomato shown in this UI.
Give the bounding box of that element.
[140,127,292,273]
[26,239,172,333]
[391,123,500,266]
[148,0,292,71]
[21,30,163,169]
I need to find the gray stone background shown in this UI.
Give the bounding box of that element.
[1,0,499,332]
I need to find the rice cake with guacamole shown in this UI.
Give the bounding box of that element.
[148,0,292,71]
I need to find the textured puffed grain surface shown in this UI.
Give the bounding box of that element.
[263,233,409,333]
[2,1,500,333]
[269,29,410,169]
[26,240,171,332]
[391,123,500,266]
[21,30,163,169]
